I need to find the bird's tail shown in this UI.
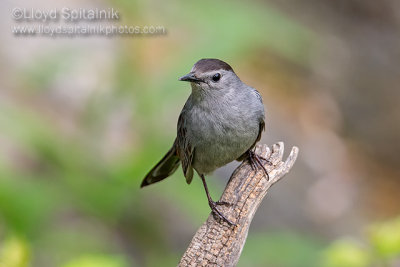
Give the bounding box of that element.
[140,146,180,187]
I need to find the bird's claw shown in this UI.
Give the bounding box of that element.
[209,201,235,226]
[248,150,270,180]
[215,200,232,206]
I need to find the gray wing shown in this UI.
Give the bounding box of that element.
[254,119,265,146]
[236,119,265,162]
[252,88,266,147]
[175,112,194,184]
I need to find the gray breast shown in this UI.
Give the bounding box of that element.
[186,91,262,175]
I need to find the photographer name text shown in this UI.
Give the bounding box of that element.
[12,7,120,22]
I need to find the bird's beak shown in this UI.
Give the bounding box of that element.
[179,72,202,83]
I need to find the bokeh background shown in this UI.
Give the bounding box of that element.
[1,0,400,266]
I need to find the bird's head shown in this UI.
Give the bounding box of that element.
[179,58,240,94]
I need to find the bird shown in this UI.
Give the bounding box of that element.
[140,58,267,225]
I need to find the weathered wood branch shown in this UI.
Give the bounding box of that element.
[178,142,299,267]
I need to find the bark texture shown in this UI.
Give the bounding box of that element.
[179,142,299,267]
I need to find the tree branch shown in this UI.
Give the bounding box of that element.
[178,142,299,267]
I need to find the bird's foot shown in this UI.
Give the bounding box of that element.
[200,174,235,226]
[209,200,235,226]
[215,200,232,206]
[248,150,271,180]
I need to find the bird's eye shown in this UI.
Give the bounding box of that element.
[212,73,221,82]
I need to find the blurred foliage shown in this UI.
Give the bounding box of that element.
[0,235,30,267]
[322,216,400,267]
[62,254,129,267]
[368,217,400,261]
[239,231,322,267]
[322,239,370,267]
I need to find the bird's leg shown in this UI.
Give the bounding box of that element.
[247,149,270,180]
[248,152,258,171]
[200,174,235,226]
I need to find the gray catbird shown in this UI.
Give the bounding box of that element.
[141,58,267,225]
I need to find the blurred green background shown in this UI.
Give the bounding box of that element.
[1,0,400,266]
